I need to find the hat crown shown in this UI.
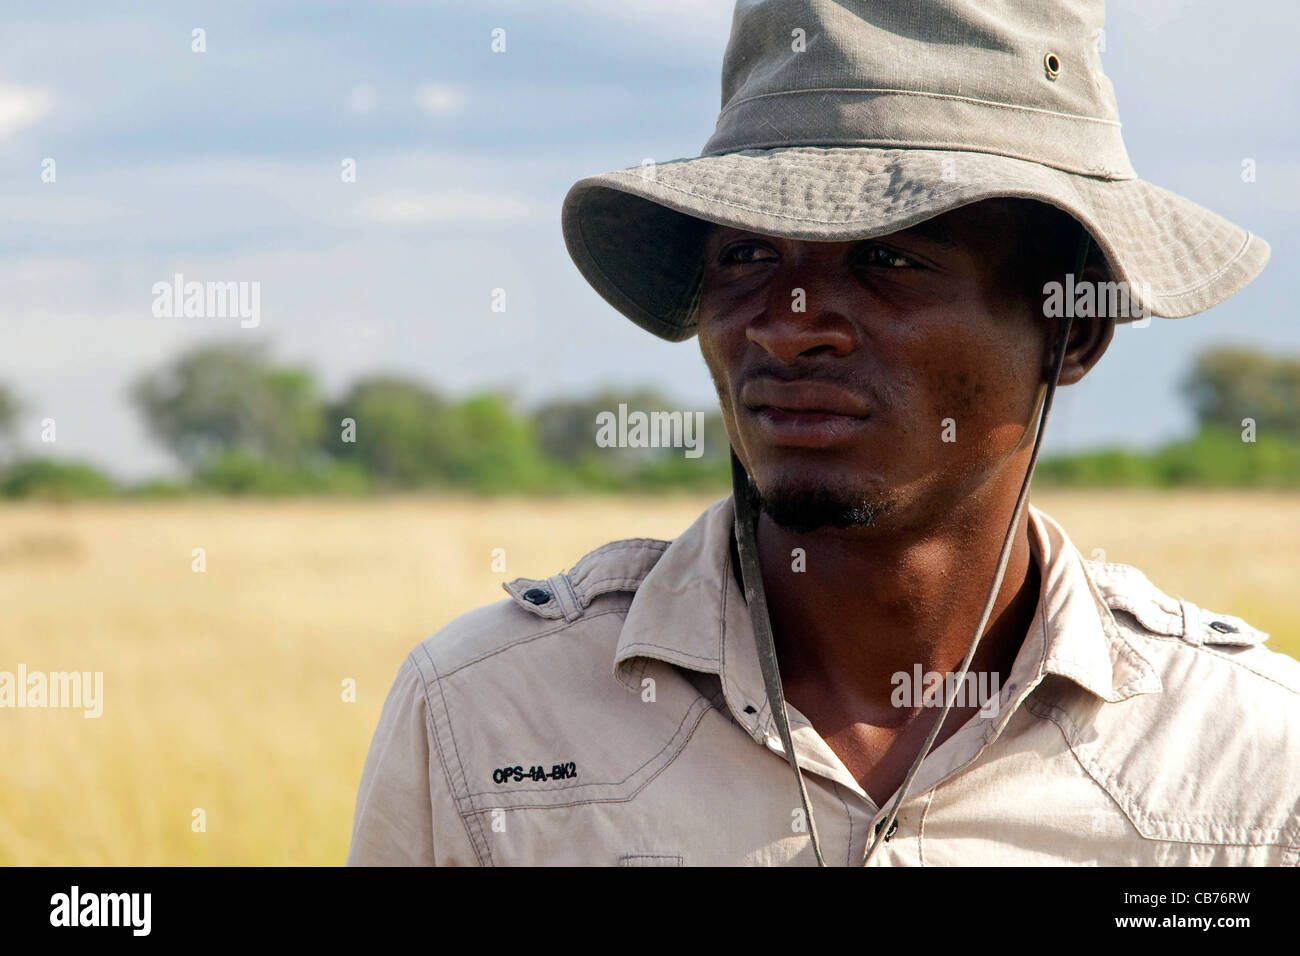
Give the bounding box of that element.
[704,0,1134,179]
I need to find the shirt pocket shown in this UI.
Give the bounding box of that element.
[1027,684,1298,863]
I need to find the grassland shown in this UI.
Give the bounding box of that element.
[1,491,1297,865]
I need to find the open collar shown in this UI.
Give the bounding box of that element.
[613,496,1161,742]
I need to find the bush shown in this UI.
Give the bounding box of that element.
[197,451,373,496]
[1034,447,1158,487]
[1036,426,1300,489]
[123,479,192,499]
[1152,426,1300,488]
[0,459,119,501]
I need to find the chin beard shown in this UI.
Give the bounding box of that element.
[755,482,894,534]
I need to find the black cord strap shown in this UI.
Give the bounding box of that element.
[730,451,826,866]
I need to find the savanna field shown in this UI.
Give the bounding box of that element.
[2,491,1298,865]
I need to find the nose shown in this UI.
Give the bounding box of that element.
[745,257,857,364]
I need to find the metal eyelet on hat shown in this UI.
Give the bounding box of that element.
[1044,52,1061,80]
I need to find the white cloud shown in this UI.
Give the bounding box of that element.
[0,83,53,138]
[354,191,531,223]
[415,82,466,117]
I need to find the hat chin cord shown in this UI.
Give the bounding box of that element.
[729,230,1091,866]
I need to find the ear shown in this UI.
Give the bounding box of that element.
[1044,264,1117,386]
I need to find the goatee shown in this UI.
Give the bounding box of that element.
[756,484,894,534]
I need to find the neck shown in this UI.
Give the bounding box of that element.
[754,474,1041,722]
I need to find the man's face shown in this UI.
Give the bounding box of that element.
[697,200,1061,534]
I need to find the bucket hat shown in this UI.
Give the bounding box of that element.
[561,0,1269,341]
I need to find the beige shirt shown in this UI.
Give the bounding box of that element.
[347,497,1300,866]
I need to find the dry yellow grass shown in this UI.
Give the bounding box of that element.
[1,490,1296,865]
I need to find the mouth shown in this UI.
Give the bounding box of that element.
[741,378,873,448]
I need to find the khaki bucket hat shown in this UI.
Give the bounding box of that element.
[561,0,1269,341]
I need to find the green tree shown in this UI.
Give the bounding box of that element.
[532,388,731,488]
[326,377,450,487]
[326,378,550,491]
[535,388,674,464]
[129,343,325,472]
[1182,346,1300,440]
[440,394,552,492]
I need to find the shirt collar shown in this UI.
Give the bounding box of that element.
[614,497,773,737]
[613,496,1161,735]
[1024,505,1162,703]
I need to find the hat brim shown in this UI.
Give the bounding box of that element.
[561,146,1269,342]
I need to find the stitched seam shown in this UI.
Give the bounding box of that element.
[718,86,1124,126]
[638,173,971,227]
[1130,633,1300,697]
[1110,600,1181,635]
[1026,695,1286,843]
[1024,695,1147,842]
[415,645,494,867]
[615,642,718,663]
[697,139,1125,178]
[575,538,671,558]
[1099,614,1163,697]
[439,607,628,678]
[830,781,854,867]
[567,540,672,579]
[720,527,769,732]
[575,574,660,601]
[559,572,582,621]
[569,539,670,591]
[918,788,937,867]
[410,654,478,867]
[1153,233,1255,298]
[1288,790,1300,863]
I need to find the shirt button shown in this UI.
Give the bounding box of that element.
[743,705,757,714]
[874,818,898,841]
[1209,620,1238,634]
[522,587,552,605]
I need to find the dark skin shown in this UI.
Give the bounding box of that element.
[696,199,1116,807]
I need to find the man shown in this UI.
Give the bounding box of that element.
[348,0,1300,865]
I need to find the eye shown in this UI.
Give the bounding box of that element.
[855,243,917,269]
[717,240,778,266]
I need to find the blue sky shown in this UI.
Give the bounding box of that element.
[1,0,1297,479]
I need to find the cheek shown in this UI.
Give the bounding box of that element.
[696,330,740,428]
[904,322,1041,437]
[941,368,991,421]
[696,327,727,393]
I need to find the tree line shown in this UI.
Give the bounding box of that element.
[0,342,1298,499]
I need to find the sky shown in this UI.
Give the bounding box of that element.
[1,0,1297,480]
